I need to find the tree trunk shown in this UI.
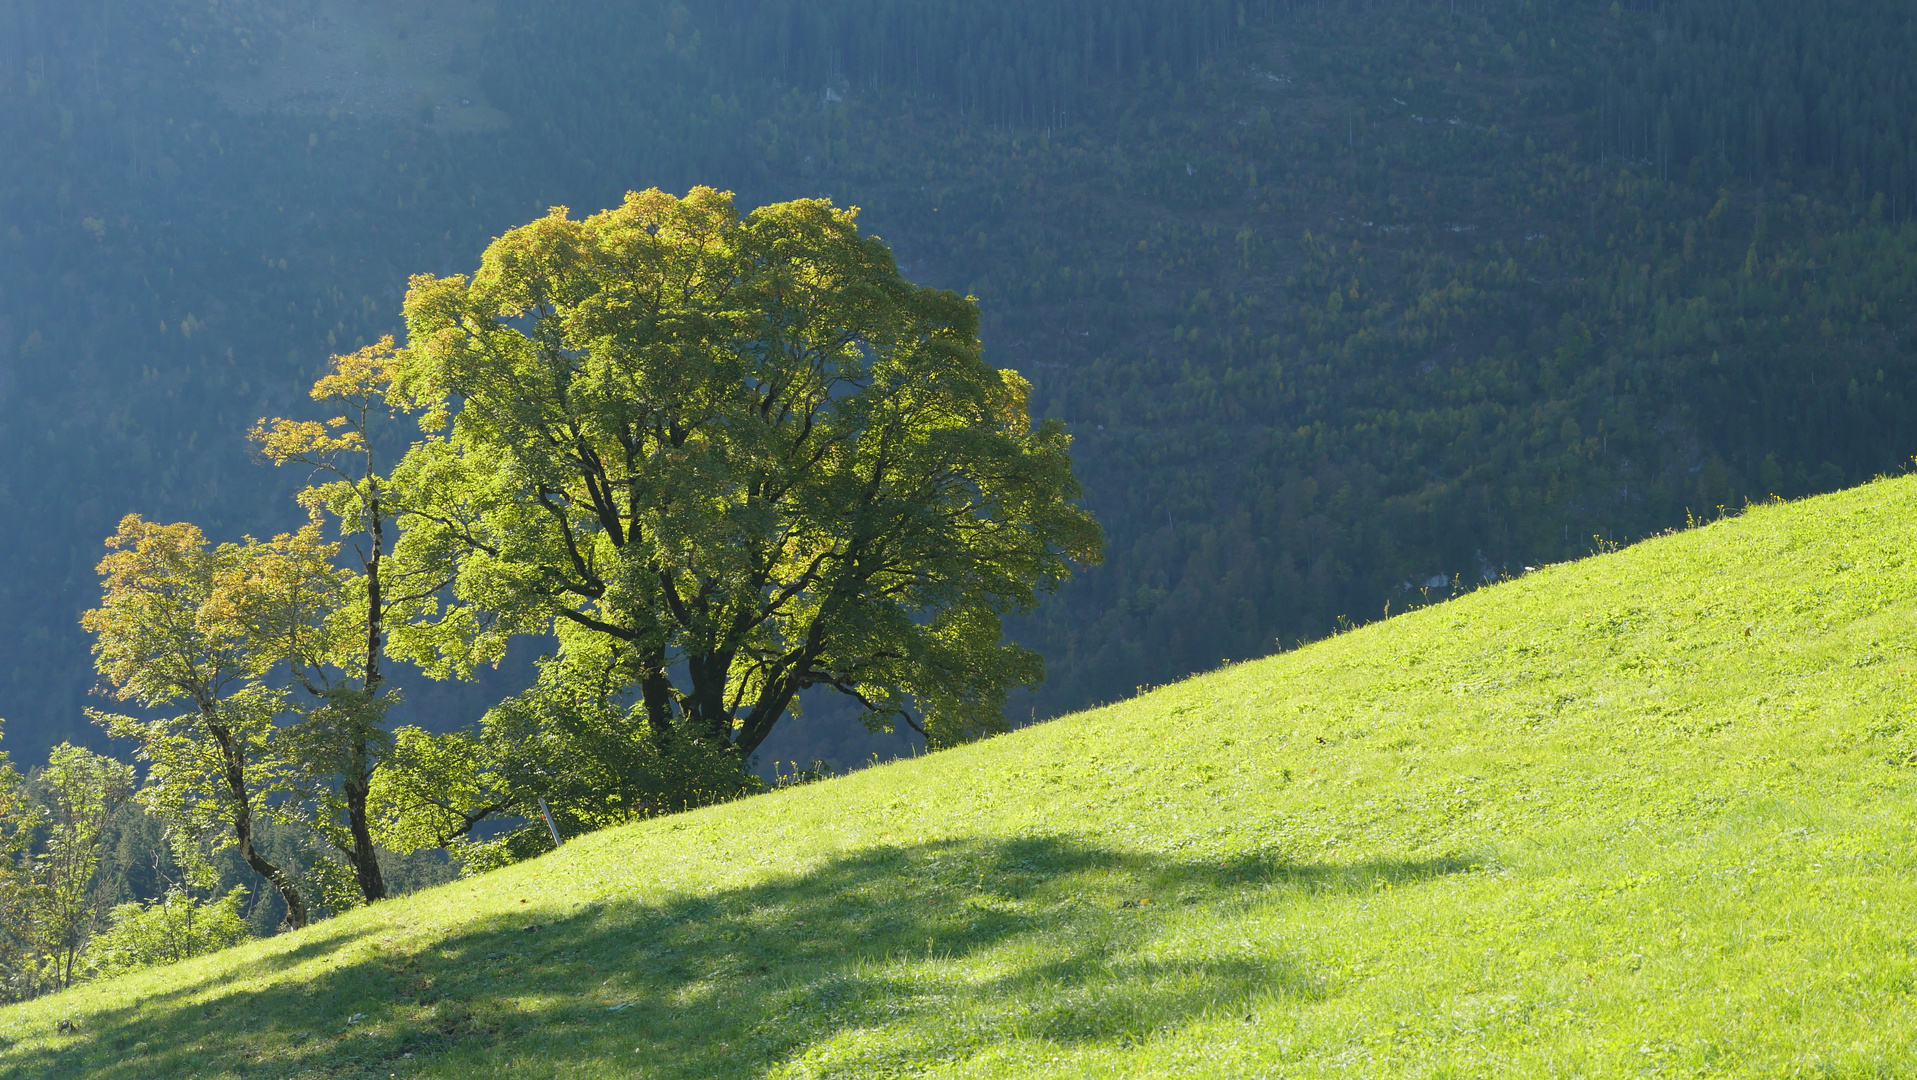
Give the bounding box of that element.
[343,772,385,902]
[733,683,799,759]
[346,485,388,903]
[237,827,308,931]
[205,711,307,929]
[640,659,676,746]
[689,652,733,745]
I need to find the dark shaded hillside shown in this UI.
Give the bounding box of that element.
[1,0,1914,766]
[0,0,521,756]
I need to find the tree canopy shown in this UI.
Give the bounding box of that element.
[388,188,1102,760]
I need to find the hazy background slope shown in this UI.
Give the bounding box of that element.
[1,0,1915,768]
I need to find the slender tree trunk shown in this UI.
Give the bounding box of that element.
[348,486,389,903]
[204,711,307,929]
[236,804,306,929]
[343,773,384,902]
[365,489,383,698]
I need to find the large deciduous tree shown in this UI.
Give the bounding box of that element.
[383,186,1098,794]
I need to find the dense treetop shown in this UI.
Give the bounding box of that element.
[388,188,1098,753]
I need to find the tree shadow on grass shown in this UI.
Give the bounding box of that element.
[2,839,1474,1079]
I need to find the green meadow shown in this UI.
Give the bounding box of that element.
[7,477,1917,1078]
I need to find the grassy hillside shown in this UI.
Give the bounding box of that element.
[5,477,1917,1075]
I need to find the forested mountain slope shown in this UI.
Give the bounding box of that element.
[7,474,1917,1077]
[2,0,1915,765]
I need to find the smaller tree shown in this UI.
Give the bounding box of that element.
[252,337,431,905]
[0,727,41,1000]
[29,744,133,991]
[83,515,341,930]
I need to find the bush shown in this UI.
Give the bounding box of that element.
[86,888,249,978]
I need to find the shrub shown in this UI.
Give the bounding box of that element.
[86,888,249,978]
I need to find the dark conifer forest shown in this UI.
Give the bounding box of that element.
[3,0,1916,769]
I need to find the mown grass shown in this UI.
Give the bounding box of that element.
[8,478,1917,1078]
